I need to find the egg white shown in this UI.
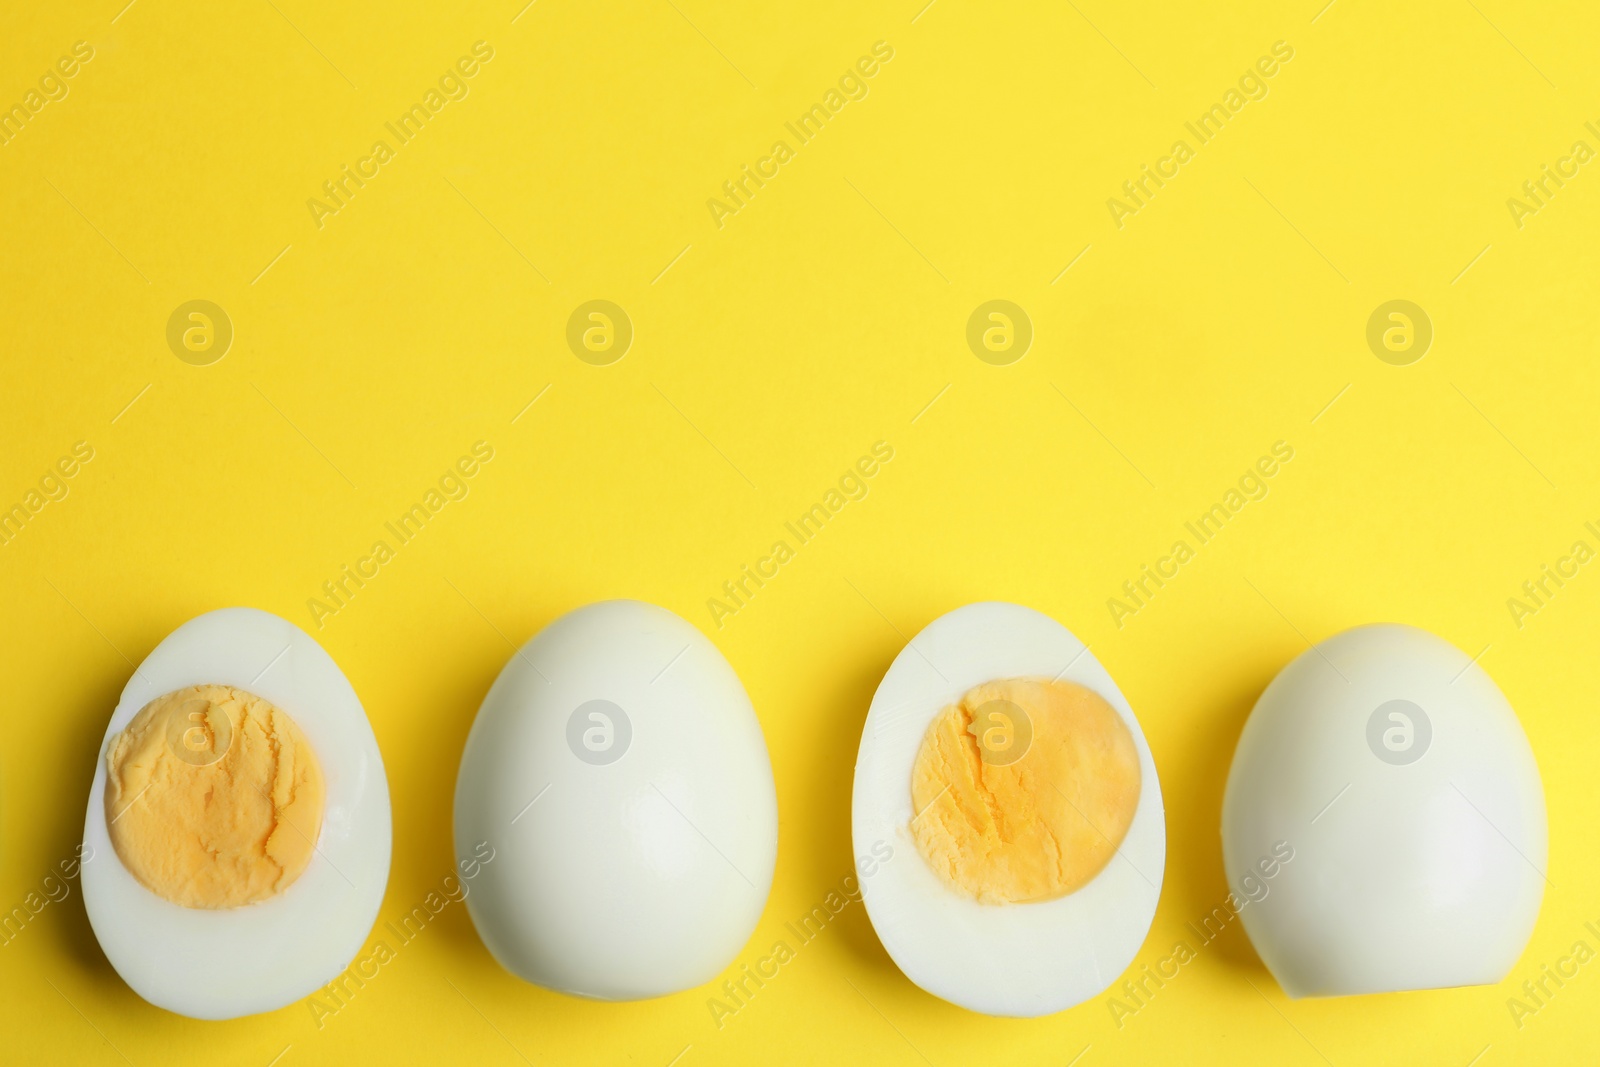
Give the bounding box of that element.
[852,601,1166,1017]
[81,607,391,1020]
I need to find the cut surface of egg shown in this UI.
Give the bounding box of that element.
[852,602,1166,1017]
[1223,623,1547,998]
[103,682,328,910]
[454,600,778,1000]
[81,608,392,1020]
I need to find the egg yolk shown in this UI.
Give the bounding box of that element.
[910,678,1141,904]
[103,684,326,909]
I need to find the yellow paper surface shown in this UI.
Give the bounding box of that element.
[1,2,1596,1063]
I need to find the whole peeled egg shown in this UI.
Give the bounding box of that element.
[1223,623,1547,997]
[82,608,392,1020]
[454,600,778,1000]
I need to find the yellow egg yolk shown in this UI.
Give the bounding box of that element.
[910,678,1141,904]
[104,684,326,909]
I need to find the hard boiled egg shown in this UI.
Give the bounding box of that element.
[453,600,778,1000]
[1223,623,1547,997]
[81,607,392,1019]
[852,602,1166,1016]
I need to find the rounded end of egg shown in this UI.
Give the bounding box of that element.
[1222,622,1548,998]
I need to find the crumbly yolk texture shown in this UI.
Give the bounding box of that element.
[104,684,326,909]
[910,678,1141,904]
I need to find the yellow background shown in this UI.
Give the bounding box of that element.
[2,1,1597,1063]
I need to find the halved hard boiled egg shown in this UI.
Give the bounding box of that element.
[852,602,1166,1016]
[81,608,391,1020]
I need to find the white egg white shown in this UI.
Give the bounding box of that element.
[453,599,778,1000]
[1223,623,1547,997]
[852,602,1166,1017]
[81,608,392,1020]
